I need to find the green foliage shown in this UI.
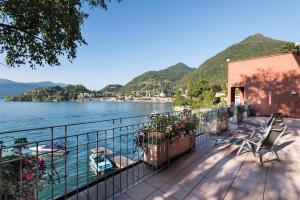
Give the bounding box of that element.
[202,107,229,122]
[0,0,120,68]
[121,63,194,96]
[135,110,198,147]
[173,90,189,106]
[236,104,246,114]
[191,89,216,108]
[5,85,90,102]
[176,33,294,89]
[188,80,210,99]
[174,79,217,109]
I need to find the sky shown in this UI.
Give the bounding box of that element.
[0,0,300,90]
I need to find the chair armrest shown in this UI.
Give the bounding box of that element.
[271,128,284,132]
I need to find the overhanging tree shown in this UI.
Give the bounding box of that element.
[0,0,120,68]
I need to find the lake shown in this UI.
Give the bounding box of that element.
[0,99,173,132]
[0,99,173,199]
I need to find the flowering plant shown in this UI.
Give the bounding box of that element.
[236,105,246,114]
[0,138,46,200]
[202,107,229,122]
[135,110,198,148]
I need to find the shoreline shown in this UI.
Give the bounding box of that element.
[3,99,174,103]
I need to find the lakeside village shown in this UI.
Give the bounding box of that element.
[76,89,228,104]
[5,83,229,107]
[76,91,174,102]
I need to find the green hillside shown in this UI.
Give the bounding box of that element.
[176,33,294,89]
[101,84,123,96]
[5,85,90,102]
[121,62,194,96]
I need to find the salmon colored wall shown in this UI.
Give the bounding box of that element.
[228,53,300,117]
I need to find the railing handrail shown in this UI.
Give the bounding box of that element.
[0,110,180,135]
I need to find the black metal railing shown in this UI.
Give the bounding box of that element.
[0,110,210,200]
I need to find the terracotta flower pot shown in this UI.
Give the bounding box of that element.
[204,119,228,135]
[143,132,196,168]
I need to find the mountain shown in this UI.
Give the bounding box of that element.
[121,62,194,96]
[0,78,67,98]
[176,33,294,89]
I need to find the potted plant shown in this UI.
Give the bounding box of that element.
[229,105,246,123]
[0,138,46,200]
[203,107,229,135]
[135,110,198,168]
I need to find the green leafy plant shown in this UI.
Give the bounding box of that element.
[202,107,229,122]
[135,110,198,148]
[236,105,246,114]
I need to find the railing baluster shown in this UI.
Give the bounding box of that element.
[0,142,2,198]
[119,127,122,194]
[36,141,39,200]
[96,131,99,200]
[51,127,54,200]
[112,128,115,199]
[64,125,67,199]
[137,124,140,181]
[86,133,90,199]
[142,123,145,177]
[76,135,79,200]
[19,145,23,199]
[126,126,129,190]
[131,125,134,186]
[105,130,107,200]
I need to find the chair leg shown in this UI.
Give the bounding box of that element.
[236,141,246,155]
[259,153,264,166]
[244,141,254,155]
[272,150,281,161]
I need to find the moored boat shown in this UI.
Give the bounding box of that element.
[89,152,113,172]
[29,143,68,155]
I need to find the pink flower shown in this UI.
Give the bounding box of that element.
[23,172,36,182]
[24,158,33,166]
[176,122,186,130]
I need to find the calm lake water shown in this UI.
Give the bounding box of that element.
[0,99,172,132]
[0,99,173,199]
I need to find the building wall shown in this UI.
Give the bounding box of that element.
[228,53,300,117]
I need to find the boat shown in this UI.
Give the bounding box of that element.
[89,152,113,172]
[29,143,68,155]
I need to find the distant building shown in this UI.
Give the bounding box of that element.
[215,92,226,98]
[228,53,300,117]
[159,91,166,97]
[77,92,95,99]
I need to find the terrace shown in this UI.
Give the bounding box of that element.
[67,117,300,200]
[1,110,299,200]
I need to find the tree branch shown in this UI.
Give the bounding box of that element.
[0,23,48,44]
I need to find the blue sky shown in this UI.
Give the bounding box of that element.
[1,0,300,90]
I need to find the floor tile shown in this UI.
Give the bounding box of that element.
[159,178,194,200]
[125,181,157,200]
[144,189,176,200]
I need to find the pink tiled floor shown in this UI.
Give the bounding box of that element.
[73,117,300,200]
